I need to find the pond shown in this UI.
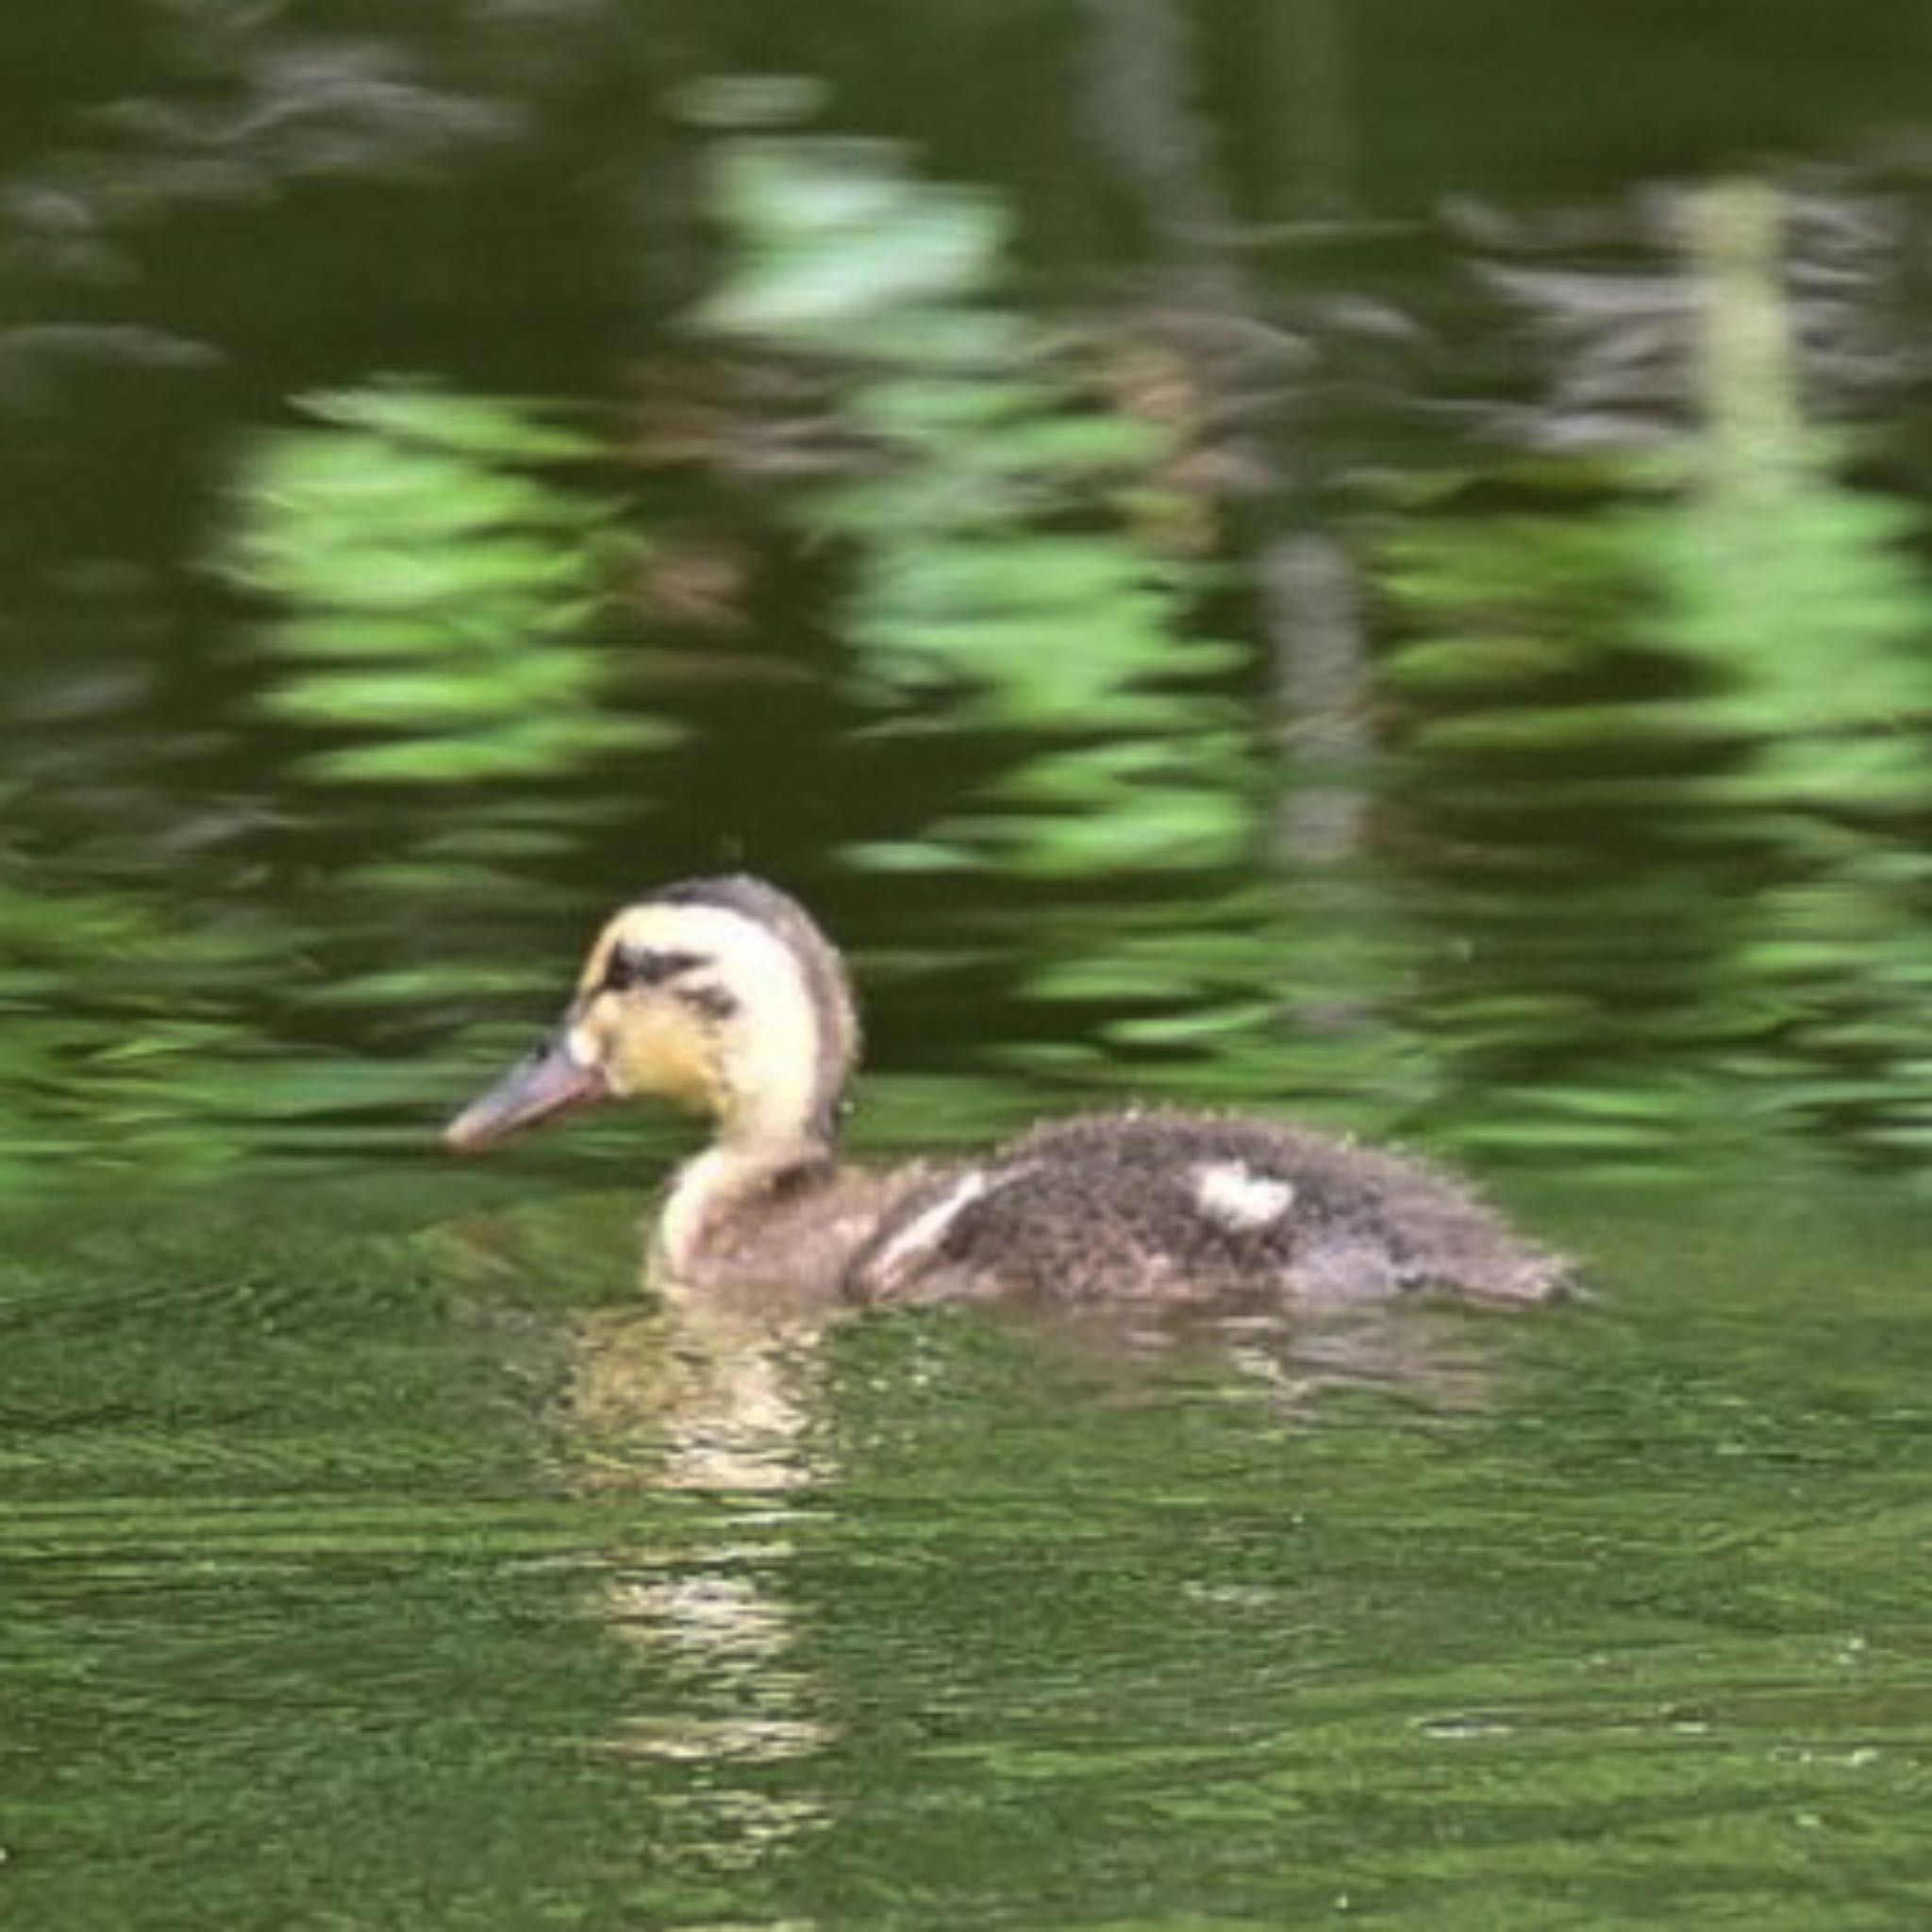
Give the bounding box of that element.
[4,5,1932,1927]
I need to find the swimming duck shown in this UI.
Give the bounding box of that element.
[446,874,1567,1307]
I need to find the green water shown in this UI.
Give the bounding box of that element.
[8,2,1932,1924]
[6,1174,1929,1928]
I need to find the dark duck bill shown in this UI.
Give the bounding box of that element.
[444,1028,610,1152]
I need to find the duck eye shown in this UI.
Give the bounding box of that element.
[603,945,706,992]
[680,984,739,1023]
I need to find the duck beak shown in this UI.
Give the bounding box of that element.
[444,1026,611,1153]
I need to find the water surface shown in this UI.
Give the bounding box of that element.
[7,1174,1931,1928]
[6,4,1932,1925]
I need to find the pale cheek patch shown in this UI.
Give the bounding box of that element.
[1191,1160,1296,1230]
[590,899,829,1140]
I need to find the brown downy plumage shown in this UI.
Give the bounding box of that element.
[447,874,1569,1307]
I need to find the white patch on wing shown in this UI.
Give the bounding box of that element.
[1191,1160,1295,1230]
[869,1170,992,1284]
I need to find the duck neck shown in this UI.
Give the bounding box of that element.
[713,1000,850,1154]
[656,1128,840,1283]
[654,999,854,1280]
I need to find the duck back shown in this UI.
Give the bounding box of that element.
[847,1110,1565,1307]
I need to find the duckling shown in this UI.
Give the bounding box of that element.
[446,874,1568,1307]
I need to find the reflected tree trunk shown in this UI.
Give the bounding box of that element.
[1078,0,1372,874]
[1684,178,1806,505]
[1260,0,1356,224]
[1079,0,1246,300]
[1261,528,1370,867]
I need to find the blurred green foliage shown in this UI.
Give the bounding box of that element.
[0,388,692,1183]
[1378,179,1932,1165]
[695,138,1380,1124]
[5,134,1931,1191]
[0,859,258,1184]
[228,384,661,785]
[213,384,689,1154]
[703,137,1257,879]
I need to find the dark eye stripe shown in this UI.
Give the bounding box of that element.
[604,945,707,991]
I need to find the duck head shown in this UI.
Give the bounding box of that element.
[445,874,859,1157]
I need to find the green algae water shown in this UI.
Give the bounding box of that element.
[6,1174,1929,1928]
[8,2,1932,1924]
